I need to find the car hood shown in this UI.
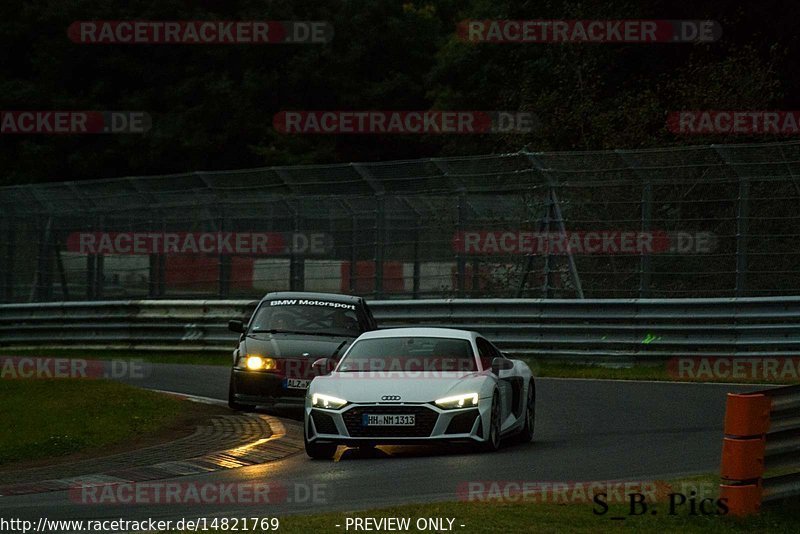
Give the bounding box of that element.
[242,333,352,360]
[311,371,490,403]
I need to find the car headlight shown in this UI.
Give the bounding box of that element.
[244,355,277,370]
[435,392,479,409]
[312,393,347,409]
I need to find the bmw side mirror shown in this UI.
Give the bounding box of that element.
[312,357,335,376]
[491,357,514,375]
[228,320,245,333]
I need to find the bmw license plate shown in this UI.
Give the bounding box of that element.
[362,414,415,426]
[284,378,311,389]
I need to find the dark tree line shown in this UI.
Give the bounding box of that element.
[0,0,798,185]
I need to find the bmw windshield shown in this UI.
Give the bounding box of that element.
[249,299,361,337]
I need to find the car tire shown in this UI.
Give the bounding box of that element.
[477,390,501,453]
[515,380,535,443]
[227,373,256,412]
[304,427,338,460]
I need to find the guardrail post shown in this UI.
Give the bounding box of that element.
[719,392,771,516]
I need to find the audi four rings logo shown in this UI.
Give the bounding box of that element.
[381,395,401,401]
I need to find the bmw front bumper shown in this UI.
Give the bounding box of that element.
[232,369,307,407]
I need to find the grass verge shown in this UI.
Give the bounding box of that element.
[0,379,216,468]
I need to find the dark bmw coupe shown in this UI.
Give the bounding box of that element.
[227,292,378,410]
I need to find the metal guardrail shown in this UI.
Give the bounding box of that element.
[1,297,800,360]
[720,384,800,515]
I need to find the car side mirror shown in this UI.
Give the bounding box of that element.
[491,357,514,375]
[312,357,335,376]
[228,320,245,333]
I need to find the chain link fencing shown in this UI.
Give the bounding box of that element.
[1,141,799,302]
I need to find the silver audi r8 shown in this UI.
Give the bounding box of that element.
[303,327,535,459]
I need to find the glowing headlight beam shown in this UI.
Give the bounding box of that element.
[435,392,479,409]
[244,355,276,370]
[312,393,347,409]
[245,355,264,370]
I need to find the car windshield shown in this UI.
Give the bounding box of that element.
[249,299,360,337]
[337,337,477,372]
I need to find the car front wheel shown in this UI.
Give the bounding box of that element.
[515,380,535,443]
[304,427,338,459]
[477,390,501,453]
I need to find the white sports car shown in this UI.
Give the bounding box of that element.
[304,327,535,459]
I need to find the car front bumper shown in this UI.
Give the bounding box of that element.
[231,368,309,407]
[304,400,491,444]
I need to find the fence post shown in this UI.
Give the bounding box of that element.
[350,214,358,294]
[218,217,231,298]
[374,193,385,299]
[3,219,14,302]
[615,150,653,298]
[640,181,653,297]
[524,151,584,298]
[735,177,750,296]
[456,191,467,296]
[290,211,305,291]
[713,145,749,296]
[413,218,421,298]
[31,218,53,301]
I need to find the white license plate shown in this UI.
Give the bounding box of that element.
[362,414,415,426]
[285,378,311,389]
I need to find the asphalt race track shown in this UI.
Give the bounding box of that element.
[0,363,754,529]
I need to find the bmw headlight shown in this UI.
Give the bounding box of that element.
[312,393,348,409]
[244,355,277,371]
[435,392,479,409]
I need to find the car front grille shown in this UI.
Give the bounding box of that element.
[342,405,439,438]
